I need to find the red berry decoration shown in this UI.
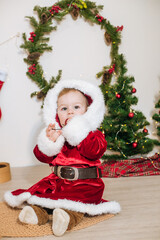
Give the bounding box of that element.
[128,112,134,118]
[132,88,136,93]
[49,5,61,15]
[143,128,148,133]
[132,142,138,148]
[28,32,36,42]
[116,93,121,99]
[28,64,36,75]
[96,14,104,22]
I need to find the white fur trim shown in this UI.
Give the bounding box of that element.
[28,196,121,215]
[62,115,90,146]
[4,191,31,208]
[37,128,65,156]
[43,80,105,140]
[4,191,121,215]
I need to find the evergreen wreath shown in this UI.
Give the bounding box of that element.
[20,0,123,104]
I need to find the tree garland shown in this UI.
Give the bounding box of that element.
[20,0,123,105]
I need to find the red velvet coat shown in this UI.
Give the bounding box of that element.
[31,130,107,205]
[8,131,110,215]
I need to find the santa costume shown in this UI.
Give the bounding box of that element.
[4,79,120,217]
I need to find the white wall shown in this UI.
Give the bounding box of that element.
[0,0,159,167]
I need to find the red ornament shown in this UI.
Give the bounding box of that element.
[128,112,134,118]
[143,128,148,133]
[132,88,136,93]
[132,142,138,148]
[116,93,121,99]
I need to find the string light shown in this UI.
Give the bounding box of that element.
[0,33,20,46]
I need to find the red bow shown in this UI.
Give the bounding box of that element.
[108,64,115,74]
[116,25,123,32]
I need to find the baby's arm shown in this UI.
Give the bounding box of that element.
[33,123,65,163]
[77,130,107,160]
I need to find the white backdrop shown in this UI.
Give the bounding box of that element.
[0,0,160,167]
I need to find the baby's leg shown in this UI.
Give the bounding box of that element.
[52,208,84,236]
[19,205,49,225]
[65,209,84,230]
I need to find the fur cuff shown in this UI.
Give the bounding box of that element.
[62,115,90,146]
[37,128,65,157]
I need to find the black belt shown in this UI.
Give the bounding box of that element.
[53,166,102,181]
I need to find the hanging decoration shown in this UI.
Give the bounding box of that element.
[20,0,122,106]
[0,70,7,119]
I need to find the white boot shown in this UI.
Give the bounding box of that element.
[19,206,38,224]
[52,208,70,236]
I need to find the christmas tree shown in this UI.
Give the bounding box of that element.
[152,98,160,145]
[100,54,155,160]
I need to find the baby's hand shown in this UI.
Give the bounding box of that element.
[46,123,62,142]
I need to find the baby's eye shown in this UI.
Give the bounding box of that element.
[74,105,80,109]
[61,107,67,111]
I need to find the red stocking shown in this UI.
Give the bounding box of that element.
[0,71,7,119]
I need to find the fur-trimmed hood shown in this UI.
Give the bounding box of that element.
[37,80,106,156]
[43,79,105,129]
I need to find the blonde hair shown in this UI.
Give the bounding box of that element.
[58,88,89,106]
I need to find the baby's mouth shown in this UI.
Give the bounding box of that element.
[64,118,72,126]
[65,118,69,125]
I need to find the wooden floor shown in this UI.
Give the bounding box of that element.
[0,165,160,240]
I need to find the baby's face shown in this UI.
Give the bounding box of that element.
[57,90,88,127]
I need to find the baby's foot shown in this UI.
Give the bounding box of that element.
[52,208,70,236]
[19,206,38,224]
[19,205,49,225]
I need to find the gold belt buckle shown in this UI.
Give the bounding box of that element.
[57,166,79,181]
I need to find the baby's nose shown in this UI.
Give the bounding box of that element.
[68,107,74,114]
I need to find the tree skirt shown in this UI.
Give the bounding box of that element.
[101,153,160,177]
[0,202,114,238]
